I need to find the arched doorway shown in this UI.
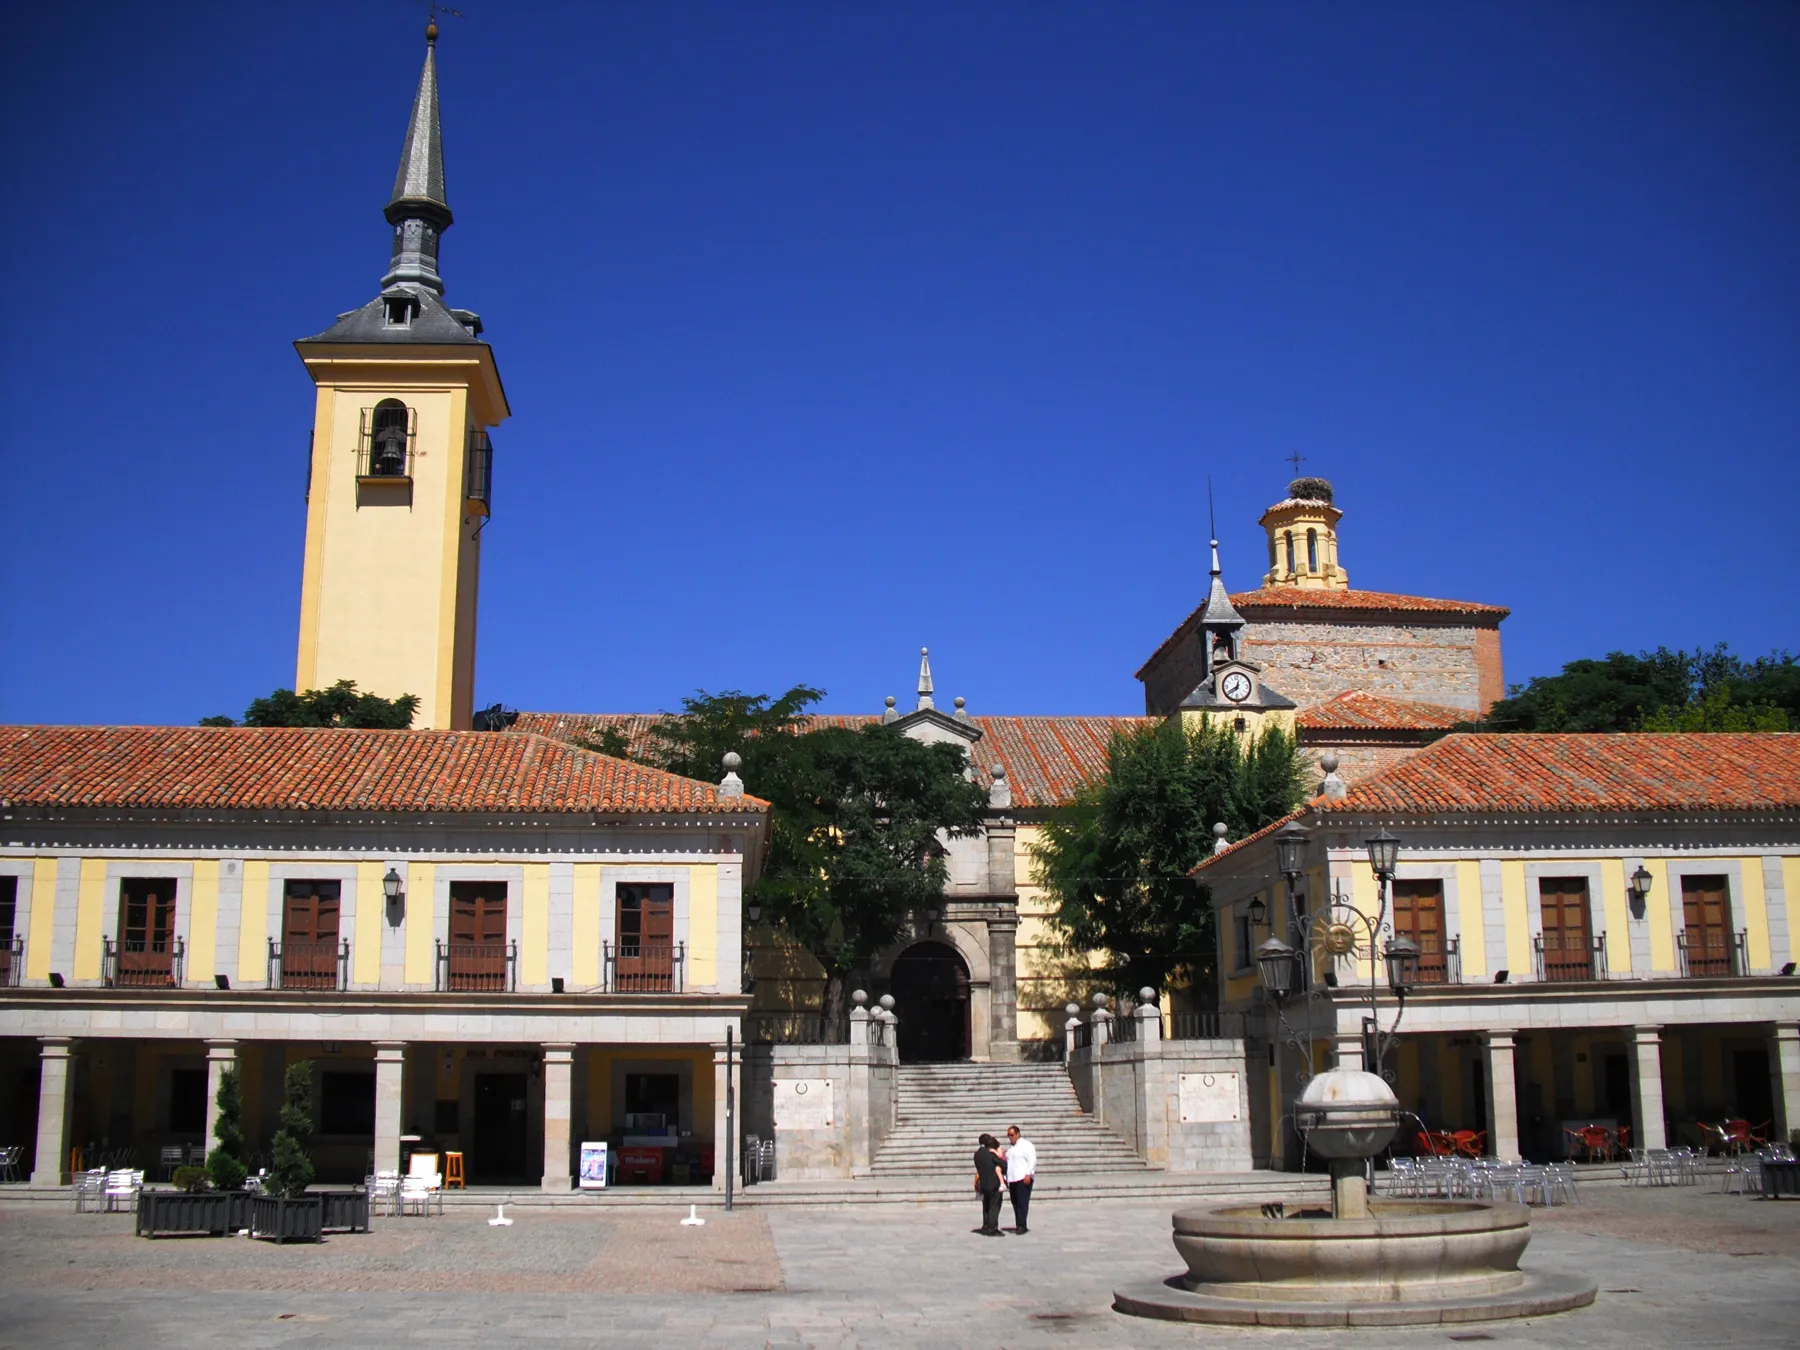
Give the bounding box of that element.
[890,942,971,1062]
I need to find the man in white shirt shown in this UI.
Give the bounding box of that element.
[1003,1125,1036,1234]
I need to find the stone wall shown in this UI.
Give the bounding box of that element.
[1069,1011,1254,1172]
[740,1017,897,1180]
[1241,617,1487,713]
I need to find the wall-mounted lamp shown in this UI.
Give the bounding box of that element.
[1493,969,1509,984]
[1247,895,1267,927]
[48,972,65,988]
[383,867,405,922]
[551,976,565,994]
[1626,865,1653,918]
[1782,962,1797,977]
[214,974,231,991]
[747,900,762,924]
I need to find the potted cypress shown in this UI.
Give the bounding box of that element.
[251,1062,324,1244]
[205,1066,254,1231]
[137,1068,255,1238]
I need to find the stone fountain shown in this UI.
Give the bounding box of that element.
[1113,1068,1597,1327]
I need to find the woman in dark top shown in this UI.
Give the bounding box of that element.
[973,1133,1006,1236]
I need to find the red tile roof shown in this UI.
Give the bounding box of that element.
[1195,733,1800,870]
[0,725,767,816]
[514,712,1154,809]
[1295,690,1467,733]
[1138,587,1509,679]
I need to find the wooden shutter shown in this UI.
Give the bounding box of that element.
[118,879,177,983]
[1538,878,1593,978]
[616,884,676,990]
[1392,881,1446,981]
[1681,875,1732,975]
[282,881,341,988]
[449,882,508,989]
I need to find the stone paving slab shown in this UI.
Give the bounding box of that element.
[0,1185,1795,1348]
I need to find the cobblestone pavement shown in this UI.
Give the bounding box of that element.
[1,1186,1795,1348]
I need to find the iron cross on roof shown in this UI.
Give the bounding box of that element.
[1285,450,1307,475]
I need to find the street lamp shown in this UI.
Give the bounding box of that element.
[1247,894,1267,927]
[383,867,405,922]
[1363,829,1400,880]
[1384,935,1421,996]
[747,900,762,924]
[1257,937,1298,1003]
[1275,825,1309,880]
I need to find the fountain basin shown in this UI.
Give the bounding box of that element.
[1174,1200,1528,1302]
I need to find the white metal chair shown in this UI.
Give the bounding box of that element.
[399,1172,442,1217]
[102,1169,141,1213]
[157,1145,184,1181]
[73,1168,107,1212]
[1542,1163,1578,1206]
[367,1170,401,1217]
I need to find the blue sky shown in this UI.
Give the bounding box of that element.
[1,1,1795,725]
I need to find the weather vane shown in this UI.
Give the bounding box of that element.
[1285,450,1306,476]
[416,0,466,38]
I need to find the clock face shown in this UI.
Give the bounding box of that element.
[1220,671,1253,703]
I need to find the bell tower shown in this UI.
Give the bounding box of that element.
[292,21,508,730]
[1260,476,1348,590]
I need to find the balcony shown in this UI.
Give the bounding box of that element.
[1678,929,1748,978]
[1533,933,1607,983]
[2,935,21,987]
[102,936,185,988]
[435,940,517,993]
[267,938,349,991]
[603,941,685,993]
[1413,935,1463,987]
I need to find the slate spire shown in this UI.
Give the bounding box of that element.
[1198,539,1247,678]
[382,22,454,294]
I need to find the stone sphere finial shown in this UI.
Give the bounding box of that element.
[885,696,896,708]
[954,696,965,709]
[1212,821,1229,840]
[1320,752,1339,774]
[992,763,1006,778]
[878,993,895,1011]
[1139,986,1156,1004]
[1065,1002,1080,1017]
[852,989,868,1007]
[1092,991,1109,1009]
[722,751,741,771]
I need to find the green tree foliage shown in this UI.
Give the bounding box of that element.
[1033,719,1310,999]
[204,1066,249,1191]
[1482,646,1795,732]
[596,685,988,1020]
[201,679,420,729]
[267,1062,316,1199]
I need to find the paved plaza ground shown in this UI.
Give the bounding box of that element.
[1,1184,1795,1348]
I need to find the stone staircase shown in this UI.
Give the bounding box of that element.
[869,1061,1147,1177]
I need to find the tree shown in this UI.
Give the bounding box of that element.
[267,1062,316,1199]
[201,679,420,729]
[596,685,988,1022]
[1481,646,1794,732]
[1033,718,1310,999]
[204,1066,248,1192]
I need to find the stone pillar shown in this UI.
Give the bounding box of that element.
[541,1043,574,1192]
[1629,1025,1667,1151]
[847,1006,873,1173]
[986,916,1020,1062]
[712,1037,738,1193]
[1772,1020,1800,1143]
[373,1041,406,1175]
[202,1040,238,1162]
[31,1037,74,1185]
[1482,1031,1520,1160]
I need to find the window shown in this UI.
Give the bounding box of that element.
[1233,909,1253,973]
[383,296,414,328]
[624,1072,681,1132]
[116,878,178,986]
[318,1072,376,1135]
[361,399,414,478]
[1680,875,1737,976]
[1306,528,1318,572]
[1537,878,1595,980]
[1391,880,1447,983]
[1284,530,1295,575]
[279,880,342,990]
[614,883,677,991]
[0,876,15,984]
[448,881,509,991]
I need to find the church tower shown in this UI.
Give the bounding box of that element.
[1260,476,1348,590]
[292,21,509,730]
[1174,541,1296,741]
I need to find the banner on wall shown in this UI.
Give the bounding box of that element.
[579,1141,608,1189]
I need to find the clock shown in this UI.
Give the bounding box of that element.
[1220,671,1253,703]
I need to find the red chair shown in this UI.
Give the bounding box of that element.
[1613,1125,1630,1158]
[1416,1131,1454,1158]
[1452,1130,1488,1160]
[1578,1125,1612,1163]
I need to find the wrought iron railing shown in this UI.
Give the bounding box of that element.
[435,939,517,993]
[1533,932,1606,982]
[1109,1011,1139,1042]
[1165,1010,1249,1041]
[102,936,184,988]
[1678,929,1747,978]
[1,935,22,987]
[603,941,685,993]
[1067,1021,1092,1050]
[744,1013,846,1045]
[466,428,494,512]
[1413,935,1462,986]
[267,938,350,991]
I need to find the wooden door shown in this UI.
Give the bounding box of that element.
[1538,878,1593,979]
[449,882,509,990]
[118,879,177,985]
[281,881,342,989]
[0,876,15,983]
[615,883,675,991]
[1391,881,1447,983]
[1681,875,1734,976]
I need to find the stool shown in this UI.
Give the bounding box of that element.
[444,1151,465,1189]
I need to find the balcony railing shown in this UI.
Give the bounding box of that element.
[2,935,22,987]
[267,938,349,991]
[603,941,685,993]
[1678,929,1747,978]
[102,936,184,988]
[1533,932,1606,982]
[1166,1010,1250,1040]
[745,1013,845,1045]
[1413,935,1462,986]
[435,939,517,993]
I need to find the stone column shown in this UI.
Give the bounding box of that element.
[202,1040,238,1162]
[1482,1031,1520,1160]
[1773,1021,1800,1143]
[986,915,1020,1062]
[541,1043,575,1192]
[373,1041,406,1175]
[31,1037,74,1185]
[1629,1025,1667,1151]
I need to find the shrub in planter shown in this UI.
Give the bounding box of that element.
[205,1066,249,1193]
[267,1061,316,1199]
[171,1165,210,1193]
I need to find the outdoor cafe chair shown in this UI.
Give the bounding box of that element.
[73,1168,107,1212]
[102,1170,141,1213]
[1453,1130,1488,1160]
[0,1144,21,1182]
[157,1145,184,1181]
[399,1172,442,1217]
[1542,1163,1579,1206]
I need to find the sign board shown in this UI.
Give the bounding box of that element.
[773,1078,834,1130]
[579,1141,608,1189]
[1178,1072,1241,1123]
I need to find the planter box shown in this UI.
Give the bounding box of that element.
[250,1194,324,1244]
[319,1189,371,1232]
[137,1189,235,1238]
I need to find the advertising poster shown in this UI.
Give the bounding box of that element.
[579,1141,608,1189]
